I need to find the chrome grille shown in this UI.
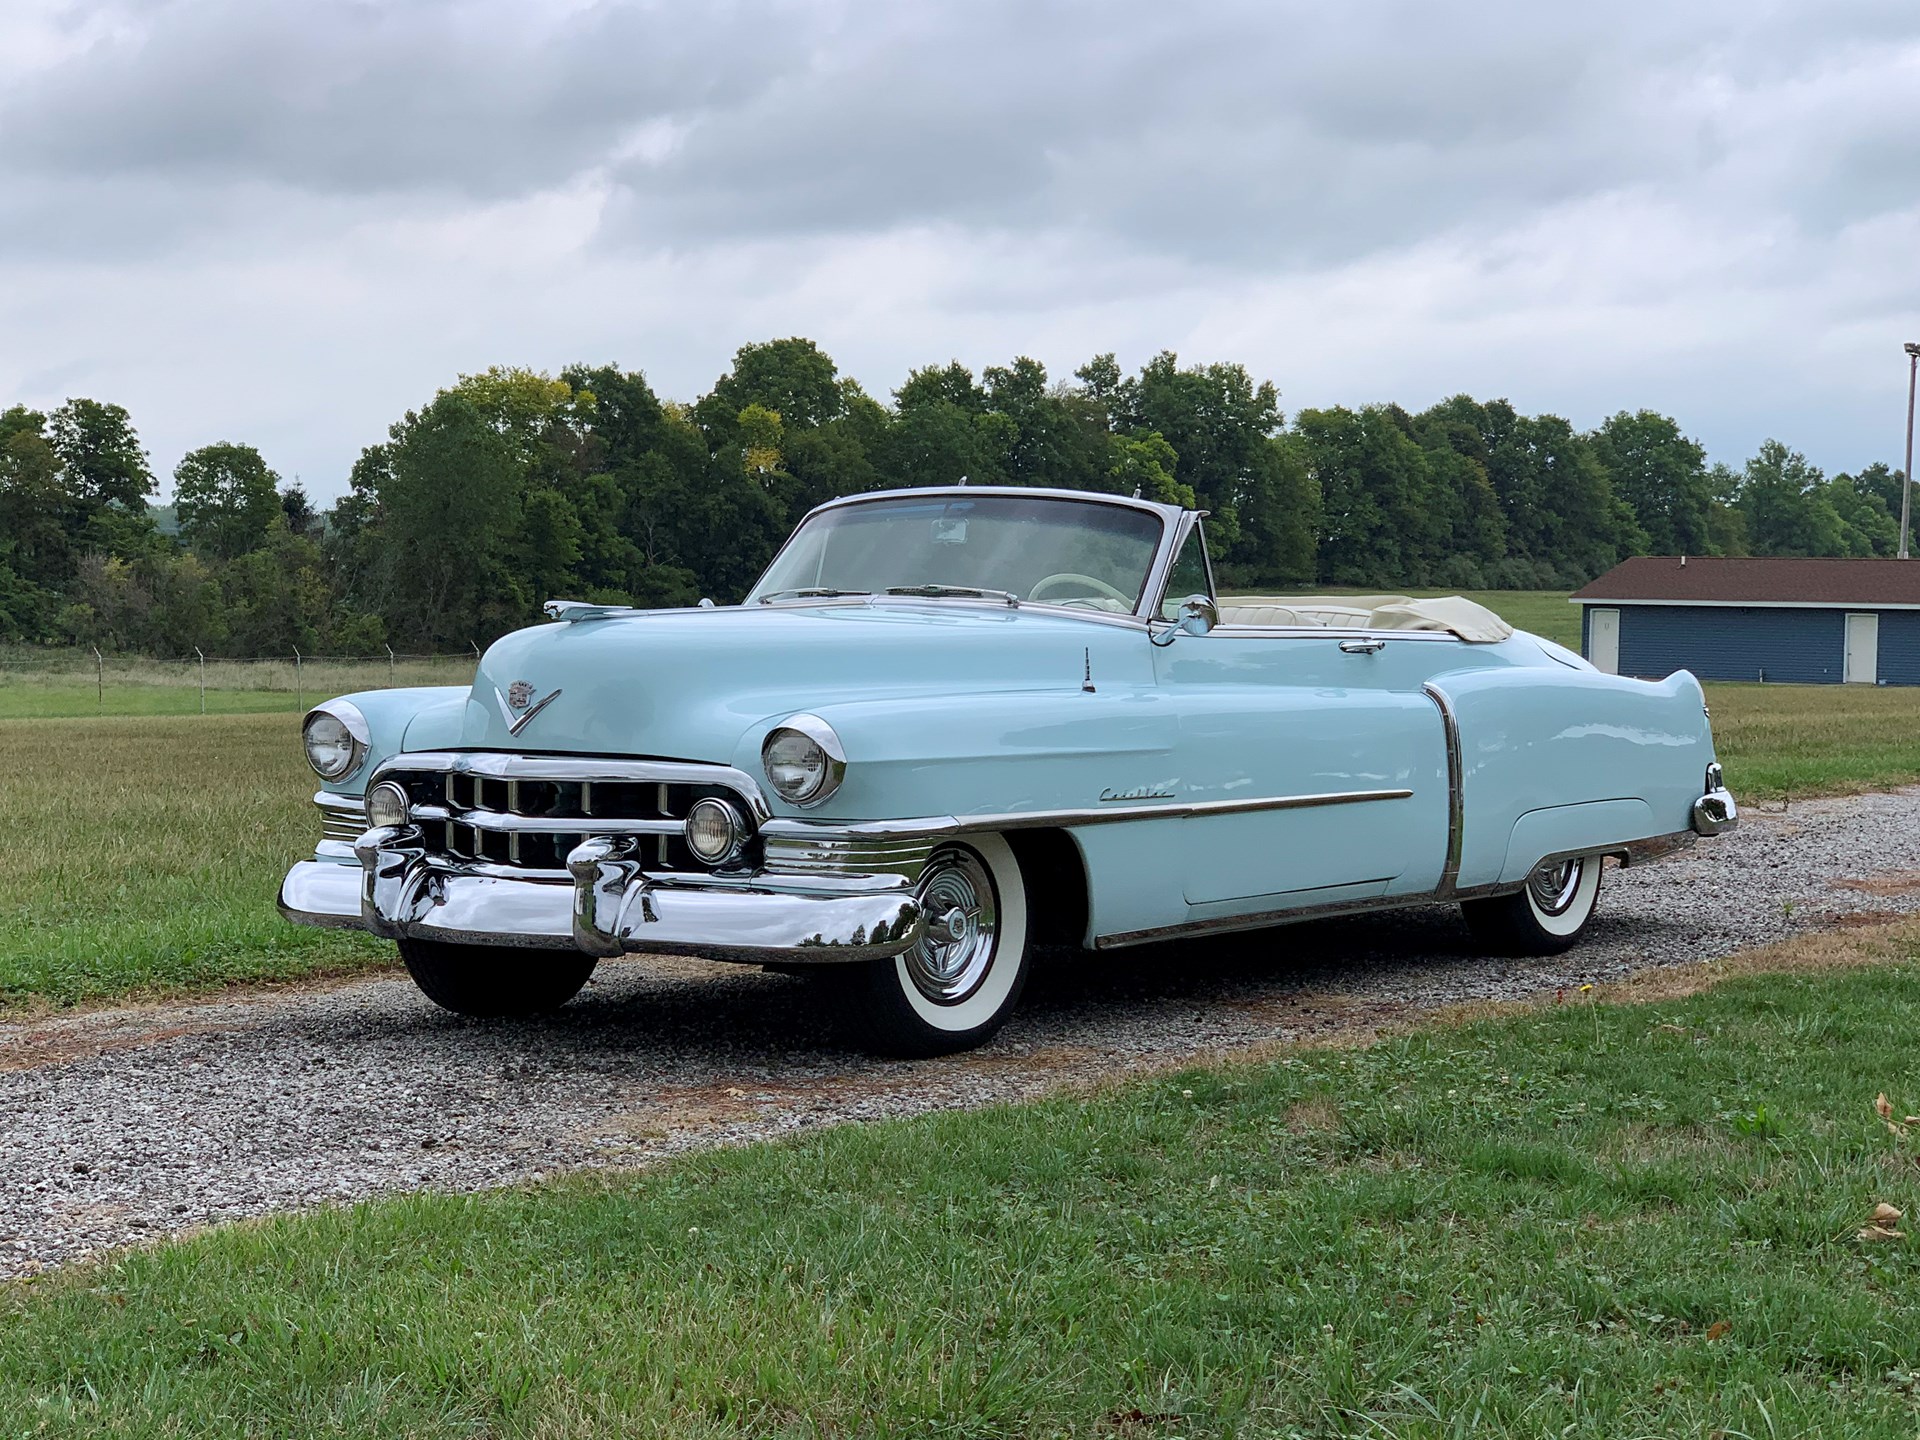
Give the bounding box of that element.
[315,792,366,843]
[762,832,932,885]
[376,755,762,875]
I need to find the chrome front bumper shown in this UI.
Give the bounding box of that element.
[279,825,925,964]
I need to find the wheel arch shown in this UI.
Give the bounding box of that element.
[1003,827,1092,950]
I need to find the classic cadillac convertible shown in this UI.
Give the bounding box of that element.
[281,486,1737,1055]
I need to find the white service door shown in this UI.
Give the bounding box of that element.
[1588,608,1620,674]
[1845,612,1879,684]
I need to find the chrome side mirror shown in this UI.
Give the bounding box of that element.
[1176,595,1218,636]
[1151,595,1219,646]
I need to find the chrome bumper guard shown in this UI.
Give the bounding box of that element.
[279,824,926,964]
[1690,763,1739,837]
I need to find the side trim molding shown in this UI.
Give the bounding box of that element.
[760,788,1413,844]
[1421,681,1464,896]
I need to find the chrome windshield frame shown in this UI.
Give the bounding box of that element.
[745,486,1191,622]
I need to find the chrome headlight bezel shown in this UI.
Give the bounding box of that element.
[760,713,846,808]
[302,700,371,782]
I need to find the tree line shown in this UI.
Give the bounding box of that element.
[0,338,1908,655]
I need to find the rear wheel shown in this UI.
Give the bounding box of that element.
[849,834,1031,1057]
[398,938,596,1017]
[1461,856,1602,956]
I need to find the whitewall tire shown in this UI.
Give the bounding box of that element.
[1461,856,1602,956]
[849,833,1031,1057]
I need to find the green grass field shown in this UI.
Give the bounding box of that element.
[1712,683,1920,801]
[0,713,389,1007]
[0,654,475,719]
[7,951,1920,1436]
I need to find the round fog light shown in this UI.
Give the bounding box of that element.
[684,798,746,865]
[365,780,411,830]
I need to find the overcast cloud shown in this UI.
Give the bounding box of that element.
[2,0,1917,500]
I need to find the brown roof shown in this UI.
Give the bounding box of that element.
[1572,555,1920,607]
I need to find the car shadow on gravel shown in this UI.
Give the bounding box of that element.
[377,902,1539,1065]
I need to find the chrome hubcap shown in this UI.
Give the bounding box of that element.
[1528,859,1583,916]
[905,848,998,1005]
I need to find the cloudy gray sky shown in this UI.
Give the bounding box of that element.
[4,0,1917,501]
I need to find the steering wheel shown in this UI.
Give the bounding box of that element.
[1029,572,1133,606]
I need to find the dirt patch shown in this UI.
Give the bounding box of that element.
[0,1019,239,1074]
[1284,1095,1341,1132]
[1832,871,1920,897]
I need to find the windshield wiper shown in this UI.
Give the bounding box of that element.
[756,587,871,604]
[883,584,1021,608]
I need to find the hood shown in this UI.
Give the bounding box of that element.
[459,601,1139,762]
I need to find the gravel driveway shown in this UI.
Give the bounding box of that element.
[6,789,1920,1278]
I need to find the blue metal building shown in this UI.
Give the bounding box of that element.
[1570,556,1920,685]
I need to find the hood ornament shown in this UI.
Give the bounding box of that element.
[496,681,563,736]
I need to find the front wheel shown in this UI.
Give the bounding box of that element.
[848,834,1031,1057]
[1461,856,1602,956]
[398,938,596,1017]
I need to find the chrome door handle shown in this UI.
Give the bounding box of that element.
[1338,637,1386,654]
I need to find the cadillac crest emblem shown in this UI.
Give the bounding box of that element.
[507,680,536,711]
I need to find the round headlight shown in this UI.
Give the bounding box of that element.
[761,714,846,807]
[684,797,747,865]
[364,780,411,830]
[302,702,368,780]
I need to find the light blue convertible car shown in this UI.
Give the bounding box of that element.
[281,486,1737,1055]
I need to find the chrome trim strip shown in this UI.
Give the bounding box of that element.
[1421,682,1464,896]
[410,804,683,837]
[1140,509,1201,622]
[759,788,1413,843]
[1211,627,1474,642]
[1092,829,1700,949]
[746,593,1155,629]
[805,484,1186,523]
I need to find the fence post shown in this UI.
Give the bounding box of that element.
[194,647,206,715]
[385,644,396,687]
[294,648,303,712]
[91,647,103,714]
[471,640,481,658]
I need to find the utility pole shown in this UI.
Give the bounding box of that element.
[1903,342,1919,559]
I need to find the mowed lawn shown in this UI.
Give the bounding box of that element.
[7,948,1920,1435]
[0,655,473,719]
[1707,683,1920,801]
[0,713,389,1006]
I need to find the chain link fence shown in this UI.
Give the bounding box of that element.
[0,647,484,717]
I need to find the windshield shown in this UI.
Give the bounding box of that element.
[747,494,1167,613]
